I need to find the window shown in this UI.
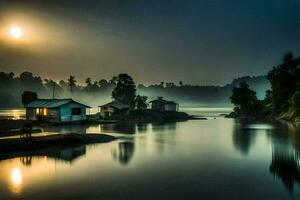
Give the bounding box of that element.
[36,108,48,116]
[71,108,82,115]
[43,108,48,116]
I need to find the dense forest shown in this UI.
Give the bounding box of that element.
[0,70,270,108]
[230,52,300,121]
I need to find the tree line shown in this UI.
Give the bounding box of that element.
[0,70,269,107]
[230,52,300,120]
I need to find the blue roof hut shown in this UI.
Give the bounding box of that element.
[25,99,90,123]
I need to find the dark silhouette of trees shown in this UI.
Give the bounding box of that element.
[135,95,148,110]
[109,76,118,85]
[229,52,300,120]
[68,75,76,93]
[166,82,175,88]
[112,141,135,165]
[267,52,300,114]
[112,73,136,107]
[85,77,92,87]
[21,91,38,105]
[230,81,261,116]
[0,70,270,107]
[99,79,109,87]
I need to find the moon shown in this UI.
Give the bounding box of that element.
[9,26,23,39]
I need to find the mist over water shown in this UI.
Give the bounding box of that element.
[0,71,270,108]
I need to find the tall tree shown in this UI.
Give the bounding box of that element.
[267,52,300,113]
[135,95,148,110]
[22,91,38,105]
[68,75,76,94]
[112,73,136,107]
[230,81,259,116]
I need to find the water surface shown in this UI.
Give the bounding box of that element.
[0,109,300,200]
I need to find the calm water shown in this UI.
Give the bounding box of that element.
[0,109,300,200]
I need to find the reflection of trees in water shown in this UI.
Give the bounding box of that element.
[269,149,300,193]
[20,156,32,166]
[151,122,176,132]
[136,123,148,133]
[233,120,300,193]
[269,123,300,193]
[112,141,135,165]
[232,122,257,155]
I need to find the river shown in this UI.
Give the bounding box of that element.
[0,108,299,200]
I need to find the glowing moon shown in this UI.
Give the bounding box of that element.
[9,26,23,39]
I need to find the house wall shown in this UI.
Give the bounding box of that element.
[26,108,60,122]
[164,103,178,111]
[60,103,87,122]
[151,102,165,111]
[151,101,178,112]
[100,106,115,117]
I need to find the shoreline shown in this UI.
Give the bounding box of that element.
[0,133,117,155]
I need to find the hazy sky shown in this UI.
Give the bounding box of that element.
[0,0,300,85]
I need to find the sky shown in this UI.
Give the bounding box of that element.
[0,0,300,85]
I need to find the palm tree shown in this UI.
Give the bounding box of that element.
[85,77,92,89]
[68,75,76,94]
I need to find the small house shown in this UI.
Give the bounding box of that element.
[150,97,179,112]
[99,100,129,118]
[25,99,90,123]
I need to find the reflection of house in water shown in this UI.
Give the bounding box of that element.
[101,123,136,134]
[112,142,135,165]
[41,124,90,134]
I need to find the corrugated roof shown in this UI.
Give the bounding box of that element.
[25,99,90,108]
[149,99,178,104]
[99,100,129,110]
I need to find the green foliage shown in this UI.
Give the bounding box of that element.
[230,81,260,116]
[21,91,38,105]
[229,52,300,120]
[112,73,136,107]
[135,95,148,110]
[284,91,300,119]
[267,52,300,114]
[291,92,300,114]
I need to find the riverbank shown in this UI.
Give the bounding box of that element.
[0,133,117,154]
[90,110,206,122]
